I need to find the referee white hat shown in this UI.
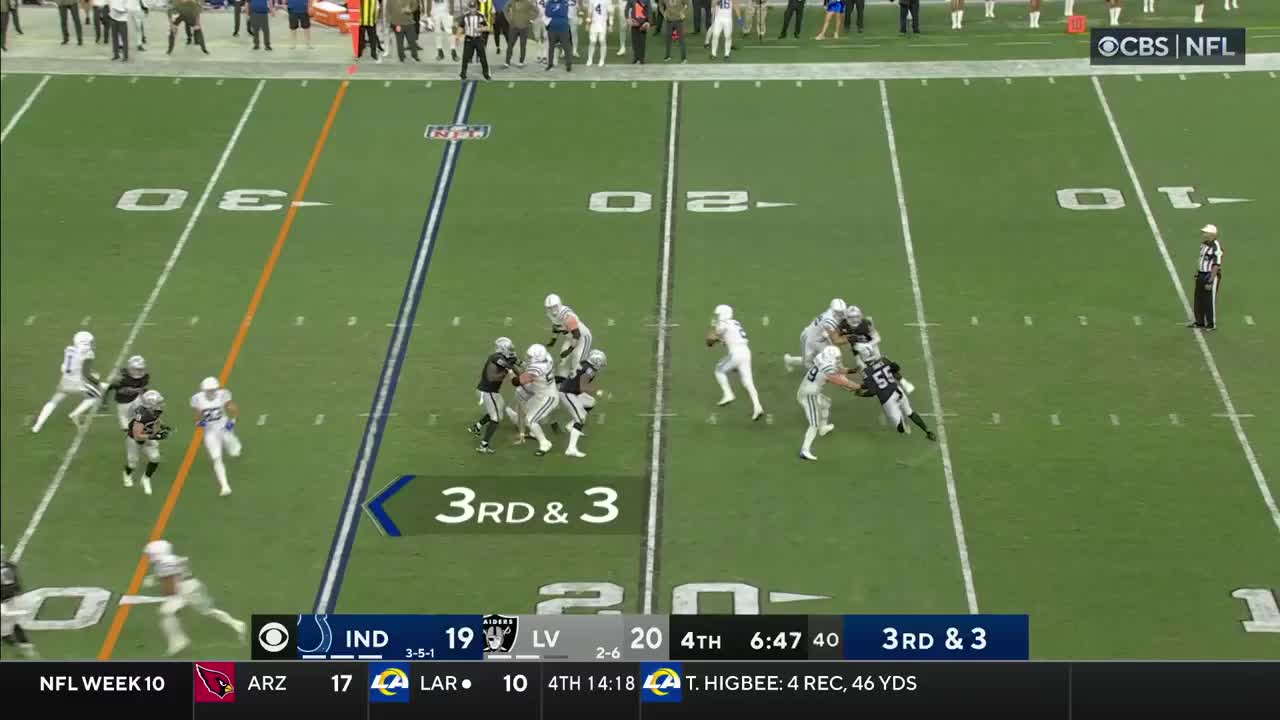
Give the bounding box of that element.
[1200,224,1218,235]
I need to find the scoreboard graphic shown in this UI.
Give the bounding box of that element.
[5,614,1276,719]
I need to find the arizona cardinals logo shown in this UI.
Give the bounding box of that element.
[195,664,235,698]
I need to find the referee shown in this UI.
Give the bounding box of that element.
[1189,224,1223,331]
[457,0,492,80]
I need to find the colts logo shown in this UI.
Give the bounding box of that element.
[424,124,492,141]
[481,614,519,654]
[193,663,236,703]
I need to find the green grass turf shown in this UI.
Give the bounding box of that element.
[1,66,1277,661]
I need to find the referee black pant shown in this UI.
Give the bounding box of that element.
[358,24,378,58]
[899,0,920,34]
[1193,272,1219,329]
[461,35,490,79]
[843,0,865,32]
[631,26,647,63]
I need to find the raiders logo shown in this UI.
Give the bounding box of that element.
[481,614,519,654]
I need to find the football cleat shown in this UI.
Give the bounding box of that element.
[476,443,495,454]
[800,450,818,461]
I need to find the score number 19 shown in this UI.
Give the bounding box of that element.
[446,627,476,649]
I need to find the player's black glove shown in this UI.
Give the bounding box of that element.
[151,424,172,440]
[855,389,875,398]
[559,347,573,359]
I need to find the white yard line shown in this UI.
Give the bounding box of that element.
[0,75,51,144]
[642,81,680,616]
[879,80,979,614]
[1092,77,1280,536]
[9,80,268,563]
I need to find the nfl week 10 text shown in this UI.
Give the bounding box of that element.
[6,660,1279,719]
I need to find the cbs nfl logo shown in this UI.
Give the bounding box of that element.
[1091,28,1245,66]
[424,124,492,141]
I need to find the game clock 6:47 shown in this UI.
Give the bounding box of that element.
[751,631,803,652]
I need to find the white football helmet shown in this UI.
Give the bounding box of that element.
[200,377,220,393]
[819,345,843,366]
[126,355,147,378]
[829,298,848,315]
[713,304,734,322]
[144,539,173,559]
[544,294,562,311]
[73,330,95,348]
[587,349,607,369]
[140,389,165,411]
[527,344,549,361]
[495,336,515,356]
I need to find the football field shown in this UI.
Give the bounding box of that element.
[2,57,1278,661]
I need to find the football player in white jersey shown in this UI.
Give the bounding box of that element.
[585,0,610,65]
[143,540,247,656]
[707,0,734,59]
[783,298,848,372]
[796,345,861,461]
[509,344,559,455]
[429,0,458,60]
[32,331,104,433]
[557,349,607,458]
[191,377,241,497]
[707,304,764,420]
[544,293,594,380]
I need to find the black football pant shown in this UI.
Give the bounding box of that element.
[631,26,646,63]
[59,5,84,43]
[94,5,110,43]
[394,23,420,61]
[780,0,804,37]
[232,0,244,34]
[111,16,129,59]
[899,0,919,34]
[492,10,507,51]
[461,35,490,78]
[1193,272,1219,329]
[506,27,528,64]
[692,0,709,32]
[546,28,571,70]
[358,24,378,58]
[250,12,270,49]
[843,0,865,31]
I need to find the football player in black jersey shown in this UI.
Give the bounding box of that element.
[104,354,151,430]
[126,389,171,495]
[856,352,935,441]
[1,545,38,658]
[469,337,520,454]
[556,349,606,458]
[838,305,881,373]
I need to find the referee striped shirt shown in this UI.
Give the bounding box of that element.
[458,10,488,36]
[1198,239,1223,273]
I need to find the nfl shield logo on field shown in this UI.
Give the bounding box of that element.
[482,614,519,653]
[425,124,492,141]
